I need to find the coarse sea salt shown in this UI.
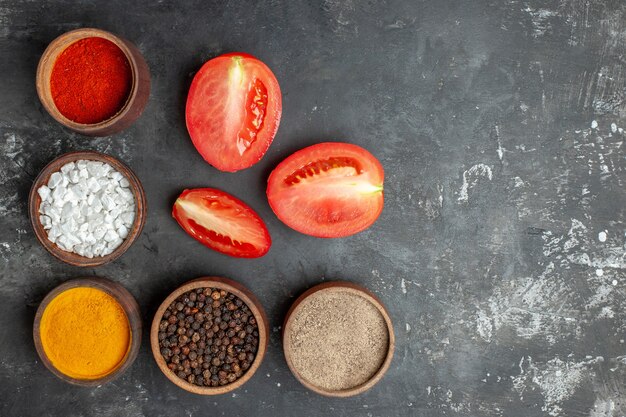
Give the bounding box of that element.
[38,160,136,258]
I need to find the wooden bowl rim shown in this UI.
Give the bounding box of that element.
[36,27,141,132]
[282,281,395,397]
[33,277,142,386]
[28,150,147,267]
[150,276,269,395]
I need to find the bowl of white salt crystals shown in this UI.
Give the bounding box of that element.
[29,151,147,267]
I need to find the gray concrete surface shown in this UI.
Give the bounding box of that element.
[0,0,625,416]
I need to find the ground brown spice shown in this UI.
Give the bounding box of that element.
[287,288,389,391]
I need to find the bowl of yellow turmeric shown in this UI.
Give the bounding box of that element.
[33,277,141,386]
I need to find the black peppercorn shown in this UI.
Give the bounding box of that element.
[159,287,259,388]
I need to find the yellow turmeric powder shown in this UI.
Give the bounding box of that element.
[39,287,131,380]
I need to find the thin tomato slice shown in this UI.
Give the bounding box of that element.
[172,188,271,258]
[186,53,282,172]
[267,142,384,238]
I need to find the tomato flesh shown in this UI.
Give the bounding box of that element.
[186,53,282,172]
[237,78,268,155]
[172,188,271,258]
[284,156,363,185]
[267,143,384,238]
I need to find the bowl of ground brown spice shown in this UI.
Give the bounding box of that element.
[150,277,268,395]
[283,281,395,397]
[33,277,142,386]
[36,28,150,136]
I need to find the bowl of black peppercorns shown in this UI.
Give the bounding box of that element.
[150,276,268,395]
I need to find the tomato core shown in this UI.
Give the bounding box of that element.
[187,219,256,252]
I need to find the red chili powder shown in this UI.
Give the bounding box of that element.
[50,37,133,124]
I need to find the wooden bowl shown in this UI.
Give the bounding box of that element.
[150,277,269,395]
[33,277,142,386]
[28,151,147,267]
[282,281,395,397]
[36,28,150,136]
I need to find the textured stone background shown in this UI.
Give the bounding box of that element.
[1,0,625,416]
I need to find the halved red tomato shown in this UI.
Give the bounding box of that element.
[172,188,271,258]
[267,142,384,238]
[186,53,282,172]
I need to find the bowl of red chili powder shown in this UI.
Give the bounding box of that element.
[36,28,150,136]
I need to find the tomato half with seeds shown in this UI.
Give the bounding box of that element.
[186,53,282,172]
[267,142,384,238]
[172,188,271,258]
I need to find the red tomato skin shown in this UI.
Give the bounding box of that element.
[185,53,282,173]
[172,188,271,258]
[266,142,384,238]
